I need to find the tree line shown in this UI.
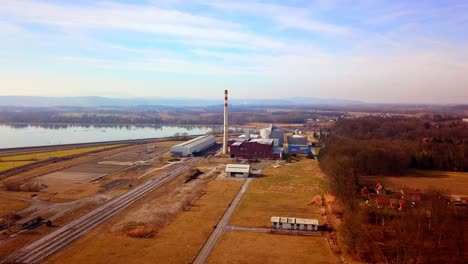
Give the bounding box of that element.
[0,109,340,125]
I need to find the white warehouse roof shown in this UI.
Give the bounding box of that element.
[174,135,214,149]
[270,216,319,225]
[225,164,251,173]
[171,135,216,156]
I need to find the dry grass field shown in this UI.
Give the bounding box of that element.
[230,159,327,228]
[0,201,98,257]
[207,231,334,264]
[0,145,123,172]
[360,170,468,195]
[0,197,29,216]
[46,179,244,264]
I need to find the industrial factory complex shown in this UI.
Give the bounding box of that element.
[228,125,317,160]
[169,90,317,161]
[1,89,329,264]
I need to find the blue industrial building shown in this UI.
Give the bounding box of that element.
[287,145,312,155]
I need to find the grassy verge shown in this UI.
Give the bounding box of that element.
[46,179,244,264]
[230,159,327,227]
[207,231,334,264]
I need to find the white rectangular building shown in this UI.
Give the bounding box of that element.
[171,135,216,157]
[225,164,251,178]
[271,216,319,231]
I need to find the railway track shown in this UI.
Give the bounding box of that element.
[1,157,204,264]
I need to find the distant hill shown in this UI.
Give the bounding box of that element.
[0,96,363,107]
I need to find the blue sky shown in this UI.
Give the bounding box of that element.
[0,0,467,103]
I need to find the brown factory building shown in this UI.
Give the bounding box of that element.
[229,139,282,159]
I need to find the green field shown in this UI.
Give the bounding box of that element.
[230,159,328,228]
[0,145,123,172]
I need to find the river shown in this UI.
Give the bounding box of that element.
[0,124,216,149]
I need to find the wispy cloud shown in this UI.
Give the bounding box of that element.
[0,0,467,103]
[203,1,350,35]
[0,0,285,50]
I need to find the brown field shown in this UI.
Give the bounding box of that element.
[0,197,29,216]
[0,201,98,257]
[230,159,327,228]
[46,179,244,264]
[207,231,335,264]
[360,170,468,195]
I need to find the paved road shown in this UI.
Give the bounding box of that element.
[225,225,269,233]
[1,157,204,264]
[193,178,252,264]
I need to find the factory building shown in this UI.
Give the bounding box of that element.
[286,135,313,156]
[236,130,260,142]
[171,135,216,157]
[288,145,312,156]
[260,124,285,147]
[229,139,282,160]
[225,164,251,178]
[287,135,307,145]
[270,216,319,231]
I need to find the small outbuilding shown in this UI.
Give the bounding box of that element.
[225,164,251,178]
[270,216,319,231]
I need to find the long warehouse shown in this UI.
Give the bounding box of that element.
[171,135,216,157]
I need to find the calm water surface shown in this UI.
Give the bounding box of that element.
[0,124,215,149]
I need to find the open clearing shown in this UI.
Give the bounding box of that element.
[0,145,123,172]
[360,170,468,195]
[46,178,244,264]
[207,231,334,264]
[1,141,176,202]
[230,159,327,228]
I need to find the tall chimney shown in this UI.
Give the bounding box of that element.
[223,90,228,155]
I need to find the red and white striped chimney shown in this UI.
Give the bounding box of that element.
[223,90,228,155]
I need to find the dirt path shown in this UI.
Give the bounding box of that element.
[193,178,252,264]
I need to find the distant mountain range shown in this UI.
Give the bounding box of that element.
[0,96,363,107]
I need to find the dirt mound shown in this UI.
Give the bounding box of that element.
[4,181,47,192]
[123,222,158,238]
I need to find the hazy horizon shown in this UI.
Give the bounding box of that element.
[1,0,467,104]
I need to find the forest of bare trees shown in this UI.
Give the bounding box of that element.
[320,116,467,263]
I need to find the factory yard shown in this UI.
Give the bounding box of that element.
[0,145,123,173]
[0,127,336,263]
[46,177,244,264]
[0,139,187,258]
[0,141,176,202]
